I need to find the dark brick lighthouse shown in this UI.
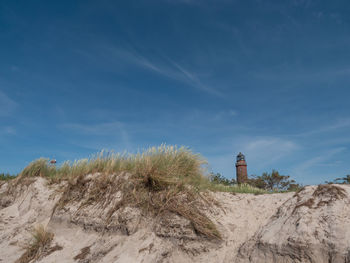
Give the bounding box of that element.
[236,152,248,184]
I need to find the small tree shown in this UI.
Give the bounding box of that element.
[0,173,16,181]
[210,173,236,186]
[248,170,301,191]
[247,175,267,189]
[334,175,350,184]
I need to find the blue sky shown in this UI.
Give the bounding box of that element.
[1,0,350,184]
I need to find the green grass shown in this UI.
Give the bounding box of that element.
[0,173,17,181]
[17,145,268,239]
[208,183,268,194]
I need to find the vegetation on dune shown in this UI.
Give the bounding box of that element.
[13,146,277,239]
[0,173,17,188]
[19,146,205,184]
[293,184,347,213]
[248,170,301,191]
[17,145,224,239]
[16,225,58,263]
[208,182,268,194]
[0,173,17,181]
[326,174,350,184]
[4,146,346,242]
[210,170,301,192]
[209,174,267,194]
[210,173,237,186]
[312,184,347,200]
[18,145,267,196]
[336,175,350,184]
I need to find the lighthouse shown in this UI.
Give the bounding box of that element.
[236,152,248,184]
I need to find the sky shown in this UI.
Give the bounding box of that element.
[1,0,350,185]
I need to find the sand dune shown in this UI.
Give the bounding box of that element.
[1,176,349,263]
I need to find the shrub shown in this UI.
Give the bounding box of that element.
[0,173,16,181]
[210,172,236,186]
[248,170,301,192]
[332,174,350,184]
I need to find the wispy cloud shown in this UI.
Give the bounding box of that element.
[168,60,223,97]
[240,137,299,168]
[292,147,346,178]
[294,118,350,138]
[98,45,223,97]
[0,90,17,116]
[60,121,131,150]
[0,126,16,135]
[205,136,299,178]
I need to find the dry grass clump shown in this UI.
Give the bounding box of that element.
[294,197,315,211]
[162,191,221,238]
[293,184,347,213]
[313,184,347,208]
[312,184,347,200]
[74,246,91,261]
[20,158,56,178]
[16,225,54,263]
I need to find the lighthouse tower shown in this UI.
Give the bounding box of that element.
[236,152,248,184]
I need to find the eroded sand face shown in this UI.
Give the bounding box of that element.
[236,185,350,263]
[1,177,349,263]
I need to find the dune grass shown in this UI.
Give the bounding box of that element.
[16,225,54,263]
[17,145,266,239]
[20,146,207,185]
[18,146,265,194]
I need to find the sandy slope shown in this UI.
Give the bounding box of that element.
[1,177,349,263]
[236,184,350,263]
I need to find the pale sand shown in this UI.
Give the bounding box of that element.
[1,177,349,263]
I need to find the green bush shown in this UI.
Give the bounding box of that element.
[333,174,350,184]
[248,170,301,192]
[210,172,236,186]
[0,173,16,181]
